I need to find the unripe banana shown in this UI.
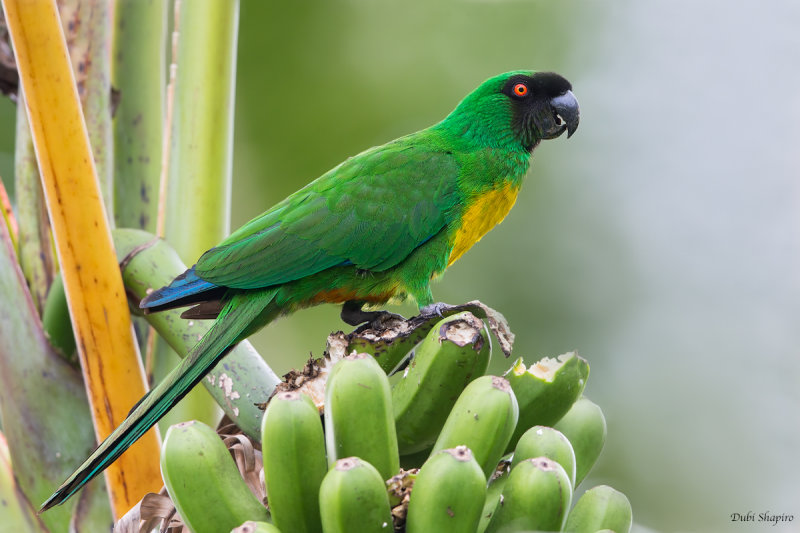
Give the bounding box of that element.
[504,352,589,452]
[346,319,432,375]
[431,375,518,478]
[324,354,400,480]
[553,396,606,486]
[393,311,491,454]
[511,425,576,487]
[405,446,486,533]
[261,391,326,533]
[318,457,394,533]
[563,484,632,533]
[160,421,269,533]
[231,521,282,533]
[485,457,572,533]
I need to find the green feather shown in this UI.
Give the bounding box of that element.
[194,141,460,288]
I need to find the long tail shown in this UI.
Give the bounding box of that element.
[40,288,278,512]
[140,266,224,313]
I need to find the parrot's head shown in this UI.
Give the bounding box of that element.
[446,70,579,152]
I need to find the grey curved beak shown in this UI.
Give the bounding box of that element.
[550,90,580,138]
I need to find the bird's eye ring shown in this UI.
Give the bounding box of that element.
[513,83,528,97]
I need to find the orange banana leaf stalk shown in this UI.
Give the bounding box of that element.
[1,0,161,518]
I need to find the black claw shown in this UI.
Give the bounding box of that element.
[342,301,405,330]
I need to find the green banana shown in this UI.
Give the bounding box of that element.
[563,485,632,533]
[324,353,400,480]
[318,457,394,533]
[504,351,589,452]
[261,391,327,533]
[430,375,519,478]
[485,457,572,533]
[393,311,491,455]
[405,446,486,533]
[40,274,76,361]
[231,521,282,533]
[553,396,607,486]
[511,425,576,487]
[477,461,511,533]
[160,421,269,533]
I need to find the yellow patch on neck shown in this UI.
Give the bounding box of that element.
[448,181,521,267]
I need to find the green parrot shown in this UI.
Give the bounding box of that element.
[41,69,579,511]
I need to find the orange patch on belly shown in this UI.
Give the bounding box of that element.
[311,287,397,305]
[448,181,521,267]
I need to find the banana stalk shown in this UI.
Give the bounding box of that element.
[163,0,238,248]
[111,0,166,232]
[1,0,161,515]
[149,0,241,432]
[115,228,281,439]
[160,420,270,533]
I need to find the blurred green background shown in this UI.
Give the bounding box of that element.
[2,0,798,531]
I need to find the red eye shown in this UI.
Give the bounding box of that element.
[513,83,528,97]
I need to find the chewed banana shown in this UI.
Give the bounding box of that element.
[504,351,589,452]
[393,311,490,455]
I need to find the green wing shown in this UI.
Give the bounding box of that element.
[194,138,460,289]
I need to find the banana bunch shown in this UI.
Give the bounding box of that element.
[155,312,632,533]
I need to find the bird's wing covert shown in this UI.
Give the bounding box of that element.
[193,141,460,289]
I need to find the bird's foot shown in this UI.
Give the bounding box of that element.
[341,301,405,330]
[418,301,455,319]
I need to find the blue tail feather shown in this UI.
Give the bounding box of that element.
[140,266,220,310]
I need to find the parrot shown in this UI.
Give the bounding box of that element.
[41,69,579,511]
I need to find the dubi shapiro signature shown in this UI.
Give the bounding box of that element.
[731,511,794,527]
